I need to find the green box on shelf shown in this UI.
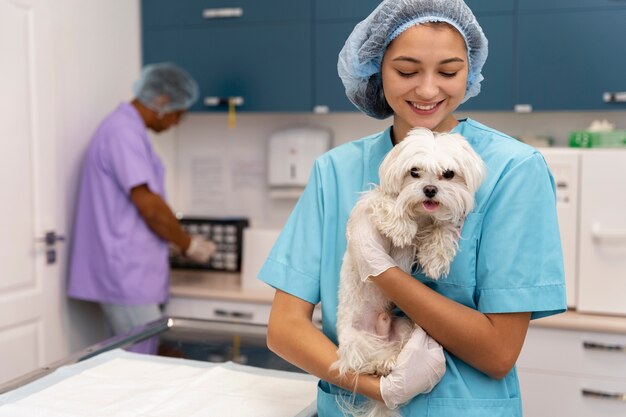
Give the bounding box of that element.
[569,130,626,148]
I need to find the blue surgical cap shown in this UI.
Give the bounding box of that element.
[338,0,488,119]
[133,62,199,113]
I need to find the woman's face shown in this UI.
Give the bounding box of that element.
[381,23,468,141]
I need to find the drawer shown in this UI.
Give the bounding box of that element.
[519,369,626,417]
[518,327,626,379]
[142,0,309,28]
[166,297,271,325]
[165,296,323,327]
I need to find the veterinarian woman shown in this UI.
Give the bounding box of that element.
[259,0,566,415]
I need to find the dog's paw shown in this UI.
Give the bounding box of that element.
[372,357,397,377]
[418,252,452,280]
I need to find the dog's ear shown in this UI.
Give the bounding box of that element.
[378,152,405,196]
[449,133,486,193]
[366,189,417,248]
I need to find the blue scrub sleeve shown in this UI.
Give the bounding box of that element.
[258,162,324,305]
[476,152,566,319]
[102,128,156,194]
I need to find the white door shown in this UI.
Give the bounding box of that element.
[0,0,67,385]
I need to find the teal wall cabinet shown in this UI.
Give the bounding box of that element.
[141,0,626,112]
[458,3,515,111]
[142,0,312,112]
[517,1,626,110]
[312,0,380,113]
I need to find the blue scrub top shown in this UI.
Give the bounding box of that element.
[259,118,566,417]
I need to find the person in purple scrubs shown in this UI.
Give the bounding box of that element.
[68,63,215,354]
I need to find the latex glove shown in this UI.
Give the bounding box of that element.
[380,326,446,409]
[185,235,216,263]
[346,201,397,282]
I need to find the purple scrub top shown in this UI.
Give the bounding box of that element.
[68,103,169,304]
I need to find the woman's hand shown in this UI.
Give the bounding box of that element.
[380,326,446,409]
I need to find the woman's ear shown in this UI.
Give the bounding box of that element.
[367,189,416,248]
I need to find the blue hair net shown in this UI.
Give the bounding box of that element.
[133,62,199,113]
[338,0,488,119]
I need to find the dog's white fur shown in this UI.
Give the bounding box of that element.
[333,128,486,417]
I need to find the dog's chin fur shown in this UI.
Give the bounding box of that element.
[333,128,485,417]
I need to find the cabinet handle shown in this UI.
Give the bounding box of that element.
[582,389,626,402]
[513,104,533,113]
[603,92,626,103]
[591,224,626,244]
[204,96,244,107]
[202,8,243,19]
[583,341,625,352]
[213,309,254,321]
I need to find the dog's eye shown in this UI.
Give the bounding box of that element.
[410,168,420,178]
[442,170,455,179]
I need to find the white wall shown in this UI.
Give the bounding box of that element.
[54,0,141,352]
[165,110,626,229]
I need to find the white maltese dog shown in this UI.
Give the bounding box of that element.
[333,128,486,417]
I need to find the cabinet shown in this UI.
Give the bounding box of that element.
[314,0,380,21]
[457,13,515,111]
[519,0,626,11]
[540,149,626,314]
[141,0,626,112]
[517,6,626,111]
[313,20,358,112]
[518,326,626,417]
[538,149,580,309]
[312,1,380,112]
[141,0,312,112]
[142,0,309,27]
[465,0,515,13]
[576,150,626,315]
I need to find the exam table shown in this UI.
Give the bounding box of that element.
[0,317,317,417]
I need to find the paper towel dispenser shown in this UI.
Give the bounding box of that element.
[267,127,331,198]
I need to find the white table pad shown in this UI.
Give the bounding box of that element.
[0,350,317,417]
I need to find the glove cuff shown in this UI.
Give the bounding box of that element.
[185,236,201,257]
[379,376,400,410]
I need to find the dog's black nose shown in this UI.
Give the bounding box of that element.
[423,185,438,198]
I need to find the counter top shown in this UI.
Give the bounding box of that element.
[531,310,626,335]
[170,270,274,304]
[169,270,626,334]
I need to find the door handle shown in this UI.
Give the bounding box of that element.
[583,341,625,352]
[581,389,626,402]
[38,231,66,246]
[591,224,626,244]
[37,231,66,264]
